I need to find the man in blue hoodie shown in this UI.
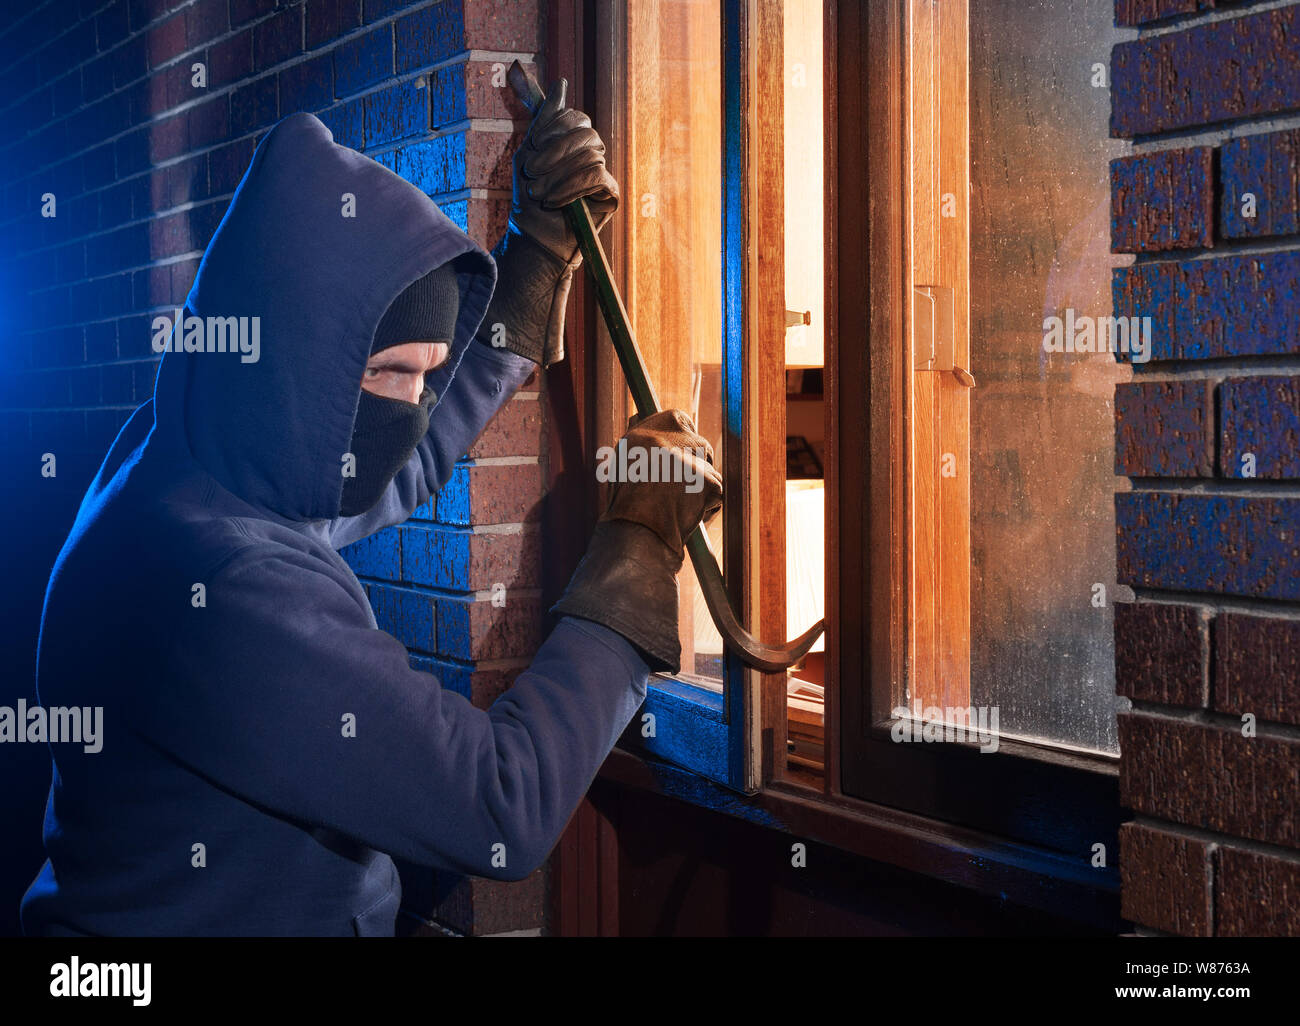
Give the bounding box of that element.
[20,82,721,936]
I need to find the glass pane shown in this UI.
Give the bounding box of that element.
[784,0,827,773]
[621,0,724,685]
[966,0,1134,754]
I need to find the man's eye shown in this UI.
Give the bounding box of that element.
[364,367,380,378]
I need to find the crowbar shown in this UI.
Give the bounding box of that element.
[507,61,826,673]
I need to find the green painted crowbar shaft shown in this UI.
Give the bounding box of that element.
[507,61,825,673]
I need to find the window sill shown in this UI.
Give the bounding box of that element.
[598,745,1123,933]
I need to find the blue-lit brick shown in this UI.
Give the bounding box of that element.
[388,135,467,195]
[1111,147,1213,253]
[279,55,334,115]
[369,584,436,652]
[333,23,392,98]
[409,654,472,701]
[400,524,470,589]
[1220,129,1300,239]
[1113,251,1300,362]
[394,4,464,74]
[435,463,471,525]
[340,525,402,580]
[1220,376,1300,479]
[318,98,364,148]
[363,79,427,147]
[1117,493,1300,600]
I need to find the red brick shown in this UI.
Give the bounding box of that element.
[1114,380,1213,477]
[305,0,362,50]
[333,23,392,97]
[1114,0,1212,27]
[466,397,543,459]
[1215,613,1300,727]
[465,59,538,121]
[467,666,523,710]
[188,95,230,149]
[170,258,200,298]
[1216,845,1300,937]
[209,137,256,194]
[469,530,539,591]
[1114,602,1208,708]
[1111,147,1214,253]
[399,524,540,591]
[1220,376,1300,480]
[230,0,275,28]
[1116,493,1300,602]
[150,153,207,210]
[146,11,188,68]
[467,195,510,252]
[253,5,303,73]
[469,463,543,524]
[467,129,524,192]
[209,28,253,85]
[185,0,228,48]
[464,0,540,52]
[147,111,189,163]
[230,76,278,135]
[394,4,464,75]
[1119,822,1213,936]
[1119,713,1300,850]
[96,2,131,51]
[1112,8,1300,137]
[133,263,173,309]
[1219,128,1300,240]
[436,462,544,525]
[159,59,203,113]
[436,594,542,661]
[278,53,333,114]
[416,866,545,936]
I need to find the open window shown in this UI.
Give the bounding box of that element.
[583,1,1126,895]
[595,0,820,791]
[839,0,1131,865]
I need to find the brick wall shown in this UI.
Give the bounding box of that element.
[0,0,551,936]
[1109,0,1300,936]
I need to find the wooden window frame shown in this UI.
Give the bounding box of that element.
[567,0,787,793]
[836,0,1122,864]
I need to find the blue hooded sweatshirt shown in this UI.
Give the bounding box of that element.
[20,112,650,937]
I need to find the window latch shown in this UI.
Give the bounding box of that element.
[913,285,975,387]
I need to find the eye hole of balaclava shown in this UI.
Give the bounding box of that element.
[338,262,461,518]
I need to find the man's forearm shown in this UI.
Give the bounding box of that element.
[419,338,536,489]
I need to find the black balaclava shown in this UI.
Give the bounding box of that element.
[339,262,461,517]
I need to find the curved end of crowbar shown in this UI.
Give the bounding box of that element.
[687,531,827,673]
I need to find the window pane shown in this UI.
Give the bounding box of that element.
[784,0,827,773]
[621,0,724,685]
[966,0,1134,753]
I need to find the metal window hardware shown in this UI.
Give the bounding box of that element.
[913,284,975,388]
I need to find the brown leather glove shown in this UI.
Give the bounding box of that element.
[476,78,620,366]
[552,411,723,675]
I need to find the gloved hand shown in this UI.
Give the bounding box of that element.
[551,411,723,675]
[476,77,620,366]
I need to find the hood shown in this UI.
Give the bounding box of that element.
[150,112,496,521]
